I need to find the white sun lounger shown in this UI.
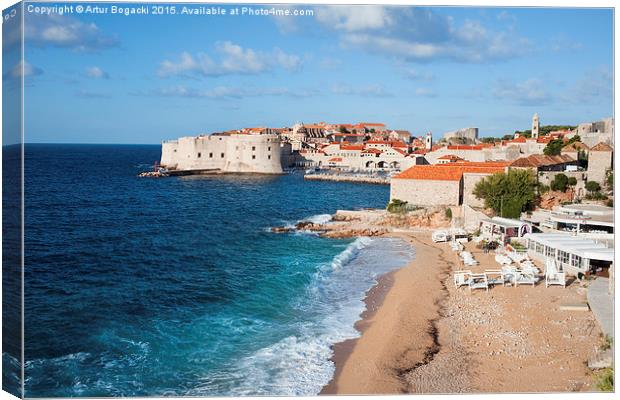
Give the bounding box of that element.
[484,269,506,287]
[469,273,489,292]
[515,269,539,287]
[454,270,473,288]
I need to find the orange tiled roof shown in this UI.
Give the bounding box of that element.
[340,144,364,151]
[389,141,408,148]
[328,157,343,162]
[362,148,383,154]
[359,122,386,127]
[437,154,464,161]
[446,145,487,150]
[509,154,575,168]
[394,162,507,181]
[561,142,588,152]
[590,142,613,151]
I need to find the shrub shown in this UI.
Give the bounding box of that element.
[550,173,569,192]
[445,207,452,220]
[601,335,613,351]
[586,192,608,201]
[586,181,602,193]
[387,199,410,213]
[606,198,613,207]
[595,368,614,392]
[567,177,578,187]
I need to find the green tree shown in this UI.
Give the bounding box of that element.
[567,134,581,145]
[550,173,569,192]
[606,170,613,191]
[567,177,578,187]
[543,139,564,156]
[586,181,601,193]
[473,169,539,218]
[445,207,452,219]
[339,125,349,133]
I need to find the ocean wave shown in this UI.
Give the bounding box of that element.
[189,237,413,396]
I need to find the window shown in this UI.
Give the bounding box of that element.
[252,155,256,160]
[197,152,201,158]
[268,147,271,151]
[209,153,213,158]
[557,250,569,265]
[268,155,271,160]
[221,153,225,158]
[252,146,256,151]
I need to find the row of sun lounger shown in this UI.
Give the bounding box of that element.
[454,267,542,291]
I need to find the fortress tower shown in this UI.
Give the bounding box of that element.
[532,113,540,139]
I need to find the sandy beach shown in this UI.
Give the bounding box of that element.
[321,230,604,394]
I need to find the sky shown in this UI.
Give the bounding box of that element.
[4,3,615,144]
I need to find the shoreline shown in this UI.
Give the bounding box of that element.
[321,231,450,394]
[321,270,397,394]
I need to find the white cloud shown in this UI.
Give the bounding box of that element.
[570,66,612,102]
[403,68,435,81]
[85,66,109,79]
[25,14,118,51]
[3,60,44,81]
[315,6,391,32]
[330,83,393,97]
[492,78,550,105]
[76,90,111,99]
[316,6,532,63]
[415,88,436,97]
[135,85,318,99]
[158,42,302,78]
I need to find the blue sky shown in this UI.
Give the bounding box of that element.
[9,3,614,143]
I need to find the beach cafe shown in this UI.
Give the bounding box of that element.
[524,233,614,277]
[479,217,532,244]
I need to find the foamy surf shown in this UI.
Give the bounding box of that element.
[189,237,415,396]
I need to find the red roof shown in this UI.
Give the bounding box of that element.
[437,154,464,161]
[328,157,343,162]
[389,141,408,148]
[394,162,507,181]
[590,142,613,151]
[340,144,364,151]
[358,122,386,127]
[366,140,390,145]
[508,136,527,143]
[362,148,383,154]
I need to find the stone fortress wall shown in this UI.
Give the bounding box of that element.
[161,133,283,174]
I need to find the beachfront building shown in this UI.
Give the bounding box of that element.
[524,233,614,277]
[479,217,533,244]
[160,132,283,174]
[544,204,614,235]
[390,161,508,207]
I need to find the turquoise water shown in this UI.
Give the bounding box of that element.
[15,144,415,397]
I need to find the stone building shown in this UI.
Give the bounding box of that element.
[390,162,508,207]
[587,142,614,185]
[160,132,283,174]
[577,117,614,147]
[442,127,479,144]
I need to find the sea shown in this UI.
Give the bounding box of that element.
[6,144,415,397]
